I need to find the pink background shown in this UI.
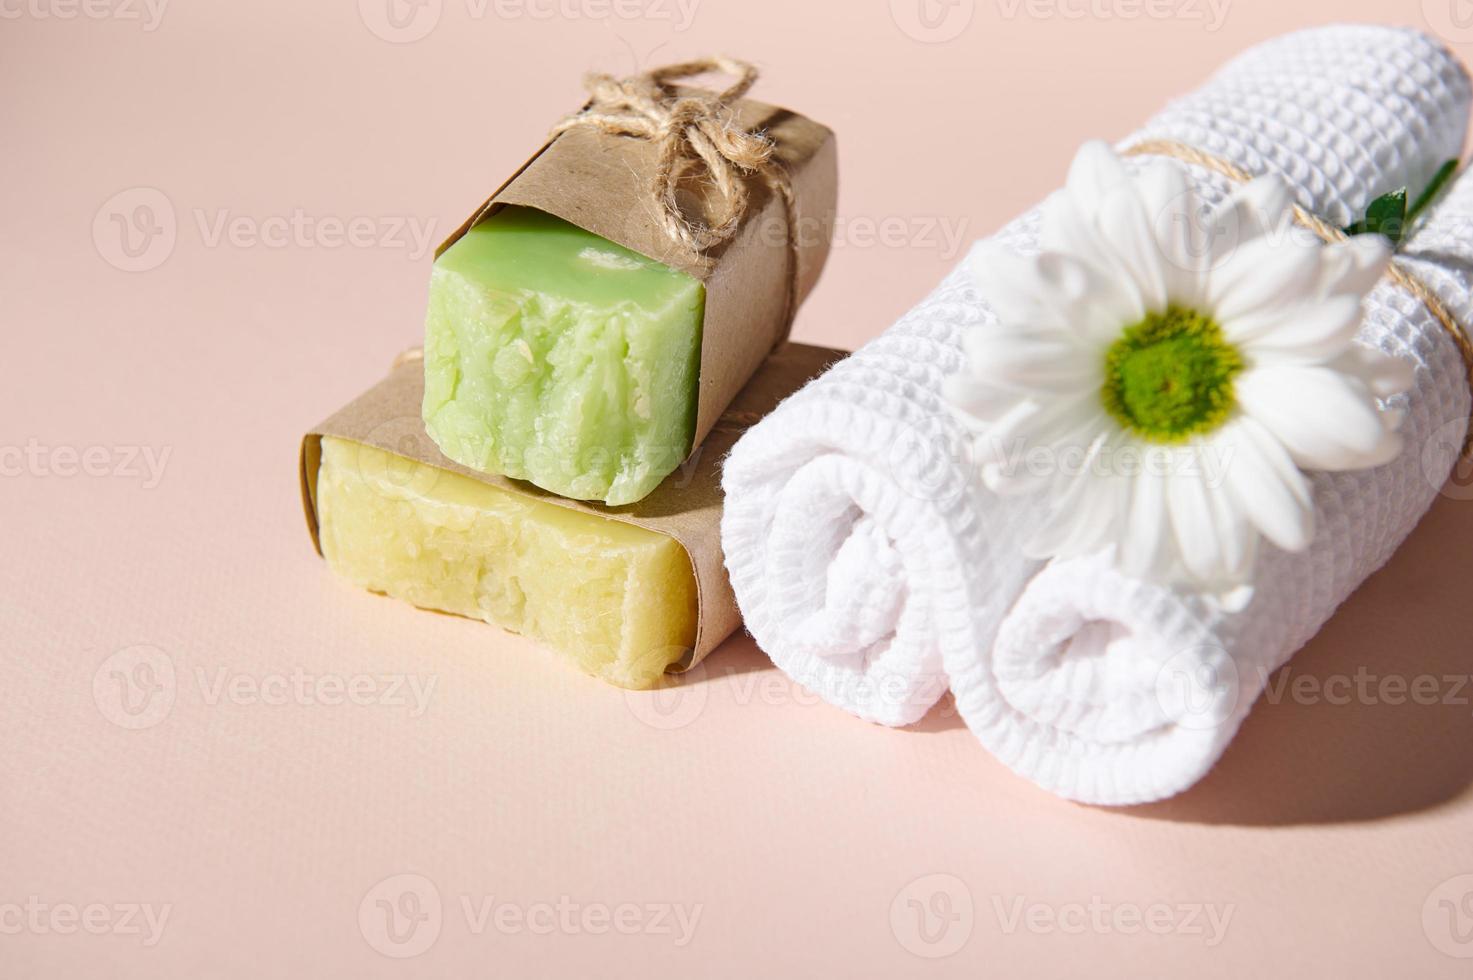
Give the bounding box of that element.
[8,1,1473,976]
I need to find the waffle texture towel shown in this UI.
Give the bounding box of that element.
[944,26,1473,804]
[721,26,1472,749]
[966,172,1473,806]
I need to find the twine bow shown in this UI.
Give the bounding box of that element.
[550,55,795,256]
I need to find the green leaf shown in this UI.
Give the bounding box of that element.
[1343,159,1461,245]
[1407,158,1459,224]
[1363,188,1408,243]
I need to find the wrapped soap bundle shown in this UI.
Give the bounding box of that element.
[720,25,1473,803]
[301,342,843,689]
[425,56,837,505]
[301,57,840,688]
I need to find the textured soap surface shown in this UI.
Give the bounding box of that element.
[423,206,706,506]
[316,437,698,689]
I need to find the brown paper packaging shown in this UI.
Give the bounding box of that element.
[301,342,848,671]
[437,87,838,455]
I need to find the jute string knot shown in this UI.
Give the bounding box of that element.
[550,55,795,256]
[1123,139,1473,459]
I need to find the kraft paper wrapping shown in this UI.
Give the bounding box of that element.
[301,342,847,670]
[436,87,839,453]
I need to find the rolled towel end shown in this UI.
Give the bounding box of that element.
[721,370,1002,727]
[954,554,1271,806]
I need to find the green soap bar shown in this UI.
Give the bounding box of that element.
[423,206,705,506]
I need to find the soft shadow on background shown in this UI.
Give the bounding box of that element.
[1125,485,1473,827]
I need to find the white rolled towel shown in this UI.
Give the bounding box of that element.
[722,25,1471,734]
[947,34,1473,805]
[959,169,1473,806]
[720,260,1045,724]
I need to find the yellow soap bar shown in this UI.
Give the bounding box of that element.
[315,436,697,689]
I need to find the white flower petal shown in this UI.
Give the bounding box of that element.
[1037,404,1113,457]
[969,398,1043,458]
[1202,452,1253,582]
[1095,181,1169,313]
[1038,194,1146,330]
[1167,466,1222,581]
[1023,425,1117,554]
[1224,294,1363,360]
[1011,394,1100,447]
[1041,188,1105,258]
[1066,140,1133,203]
[1135,160,1203,305]
[1134,160,1187,224]
[973,395,1103,493]
[942,372,1018,426]
[1318,235,1392,298]
[1216,583,1256,613]
[1119,463,1168,580]
[968,242,1057,329]
[960,326,1096,392]
[1044,141,1153,324]
[1219,416,1314,553]
[1062,481,1128,556]
[1328,344,1415,399]
[1206,235,1322,323]
[982,460,1053,496]
[1208,176,1295,263]
[970,243,1137,347]
[1237,365,1403,470]
[1030,461,1124,559]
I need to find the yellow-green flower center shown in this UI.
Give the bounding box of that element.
[1101,306,1243,443]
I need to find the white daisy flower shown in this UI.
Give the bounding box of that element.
[945,141,1413,600]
